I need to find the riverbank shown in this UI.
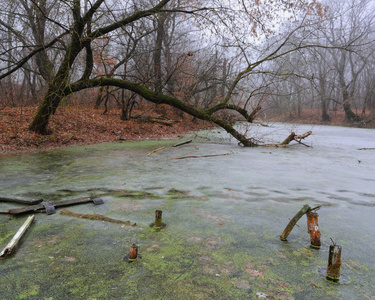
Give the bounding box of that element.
[2,106,374,155]
[0,106,211,155]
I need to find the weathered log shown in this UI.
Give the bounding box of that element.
[7,196,103,215]
[0,215,35,257]
[280,204,312,241]
[264,131,312,147]
[0,194,42,205]
[154,210,163,228]
[326,244,342,281]
[307,211,321,248]
[60,209,136,225]
[149,118,177,126]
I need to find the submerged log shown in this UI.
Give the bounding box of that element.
[7,196,103,215]
[327,244,342,281]
[280,204,312,241]
[0,194,42,205]
[60,209,136,226]
[0,215,35,257]
[307,211,321,248]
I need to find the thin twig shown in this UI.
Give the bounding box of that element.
[147,146,165,156]
[169,152,233,160]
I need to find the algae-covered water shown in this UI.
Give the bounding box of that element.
[0,123,374,299]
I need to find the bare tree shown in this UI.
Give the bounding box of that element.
[0,0,335,145]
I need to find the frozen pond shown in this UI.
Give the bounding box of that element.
[0,123,374,299]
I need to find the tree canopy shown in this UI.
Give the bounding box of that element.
[1,0,374,145]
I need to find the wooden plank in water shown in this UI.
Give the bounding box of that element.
[0,194,43,205]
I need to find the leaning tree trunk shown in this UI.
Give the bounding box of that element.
[28,85,64,134]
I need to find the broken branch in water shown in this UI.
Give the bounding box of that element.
[280,204,320,241]
[169,152,233,160]
[147,146,165,156]
[264,131,312,147]
[358,148,375,150]
[60,209,136,226]
[0,214,35,257]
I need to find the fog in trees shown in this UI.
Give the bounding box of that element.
[1,0,374,145]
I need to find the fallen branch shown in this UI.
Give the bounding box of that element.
[173,140,192,147]
[281,132,296,145]
[169,152,233,160]
[0,215,35,257]
[147,146,165,156]
[149,118,177,126]
[133,115,179,126]
[265,131,312,148]
[358,148,375,150]
[60,209,136,226]
[280,204,320,241]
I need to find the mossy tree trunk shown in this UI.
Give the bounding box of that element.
[29,0,171,135]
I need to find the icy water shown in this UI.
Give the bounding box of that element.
[0,123,374,299]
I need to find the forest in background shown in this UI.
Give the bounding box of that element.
[1,0,375,152]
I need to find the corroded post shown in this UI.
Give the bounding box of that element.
[326,244,342,281]
[154,210,162,228]
[307,211,321,248]
[129,244,138,260]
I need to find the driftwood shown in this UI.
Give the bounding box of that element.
[7,196,103,215]
[265,131,312,147]
[147,140,193,156]
[60,209,136,226]
[280,204,320,241]
[169,152,233,160]
[173,140,192,147]
[0,215,35,257]
[147,146,165,156]
[0,195,42,205]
